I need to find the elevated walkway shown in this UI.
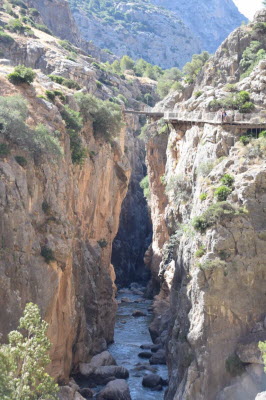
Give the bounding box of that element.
[124,109,266,129]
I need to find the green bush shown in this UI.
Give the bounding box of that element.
[225,354,245,377]
[48,75,65,84]
[140,175,150,200]
[8,65,35,85]
[33,124,63,159]
[45,90,56,102]
[0,31,15,45]
[48,75,80,90]
[198,258,226,270]
[42,200,50,214]
[34,24,52,35]
[63,78,81,90]
[214,186,232,201]
[68,129,87,165]
[194,91,203,98]
[15,155,27,167]
[220,174,234,187]
[239,135,251,145]
[199,193,207,201]
[259,130,266,138]
[60,105,82,132]
[59,39,77,53]
[75,93,123,141]
[29,8,39,17]
[208,91,254,112]
[41,245,55,263]
[239,101,255,113]
[7,18,25,34]
[0,143,10,157]
[195,246,206,258]
[192,202,246,233]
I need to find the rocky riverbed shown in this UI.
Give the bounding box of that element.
[64,284,168,399]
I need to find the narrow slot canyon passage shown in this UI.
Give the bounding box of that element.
[108,139,168,399]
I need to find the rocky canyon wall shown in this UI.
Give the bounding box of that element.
[145,11,266,400]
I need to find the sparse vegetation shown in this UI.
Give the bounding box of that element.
[192,202,247,233]
[240,41,266,79]
[220,174,234,187]
[0,143,10,157]
[75,93,123,141]
[0,96,62,160]
[199,193,207,201]
[195,245,206,258]
[8,65,35,85]
[197,258,226,270]
[208,91,255,113]
[140,175,150,200]
[15,155,27,167]
[41,245,55,263]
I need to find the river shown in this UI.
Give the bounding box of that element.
[108,288,168,400]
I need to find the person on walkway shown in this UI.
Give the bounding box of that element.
[221,108,227,123]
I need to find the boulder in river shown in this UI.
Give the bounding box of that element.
[89,351,117,368]
[79,387,94,398]
[138,351,152,359]
[97,379,132,400]
[121,297,133,303]
[149,349,166,365]
[142,374,162,388]
[91,366,129,384]
[132,310,147,317]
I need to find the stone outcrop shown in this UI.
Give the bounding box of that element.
[144,10,266,400]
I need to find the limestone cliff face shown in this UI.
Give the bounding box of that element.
[0,73,130,382]
[146,11,266,400]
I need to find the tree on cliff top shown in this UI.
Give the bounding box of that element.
[0,303,58,400]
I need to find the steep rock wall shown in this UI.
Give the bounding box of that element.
[146,11,266,400]
[0,75,130,382]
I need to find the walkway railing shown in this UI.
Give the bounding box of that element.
[164,111,266,125]
[124,108,266,127]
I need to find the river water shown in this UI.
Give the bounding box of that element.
[109,289,168,400]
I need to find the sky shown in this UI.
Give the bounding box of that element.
[233,0,263,19]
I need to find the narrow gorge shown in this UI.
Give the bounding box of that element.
[0,0,265,400]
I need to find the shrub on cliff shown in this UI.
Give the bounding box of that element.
[0,30,14,45]
[0,303,58,400]
[75,93,123,141]
[214,186,232,201]
[192,202,247,233]
[140,175,150,200]
[0,96,62,160]
[8,65,35,85]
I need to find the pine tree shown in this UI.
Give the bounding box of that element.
[0,303,58,400]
